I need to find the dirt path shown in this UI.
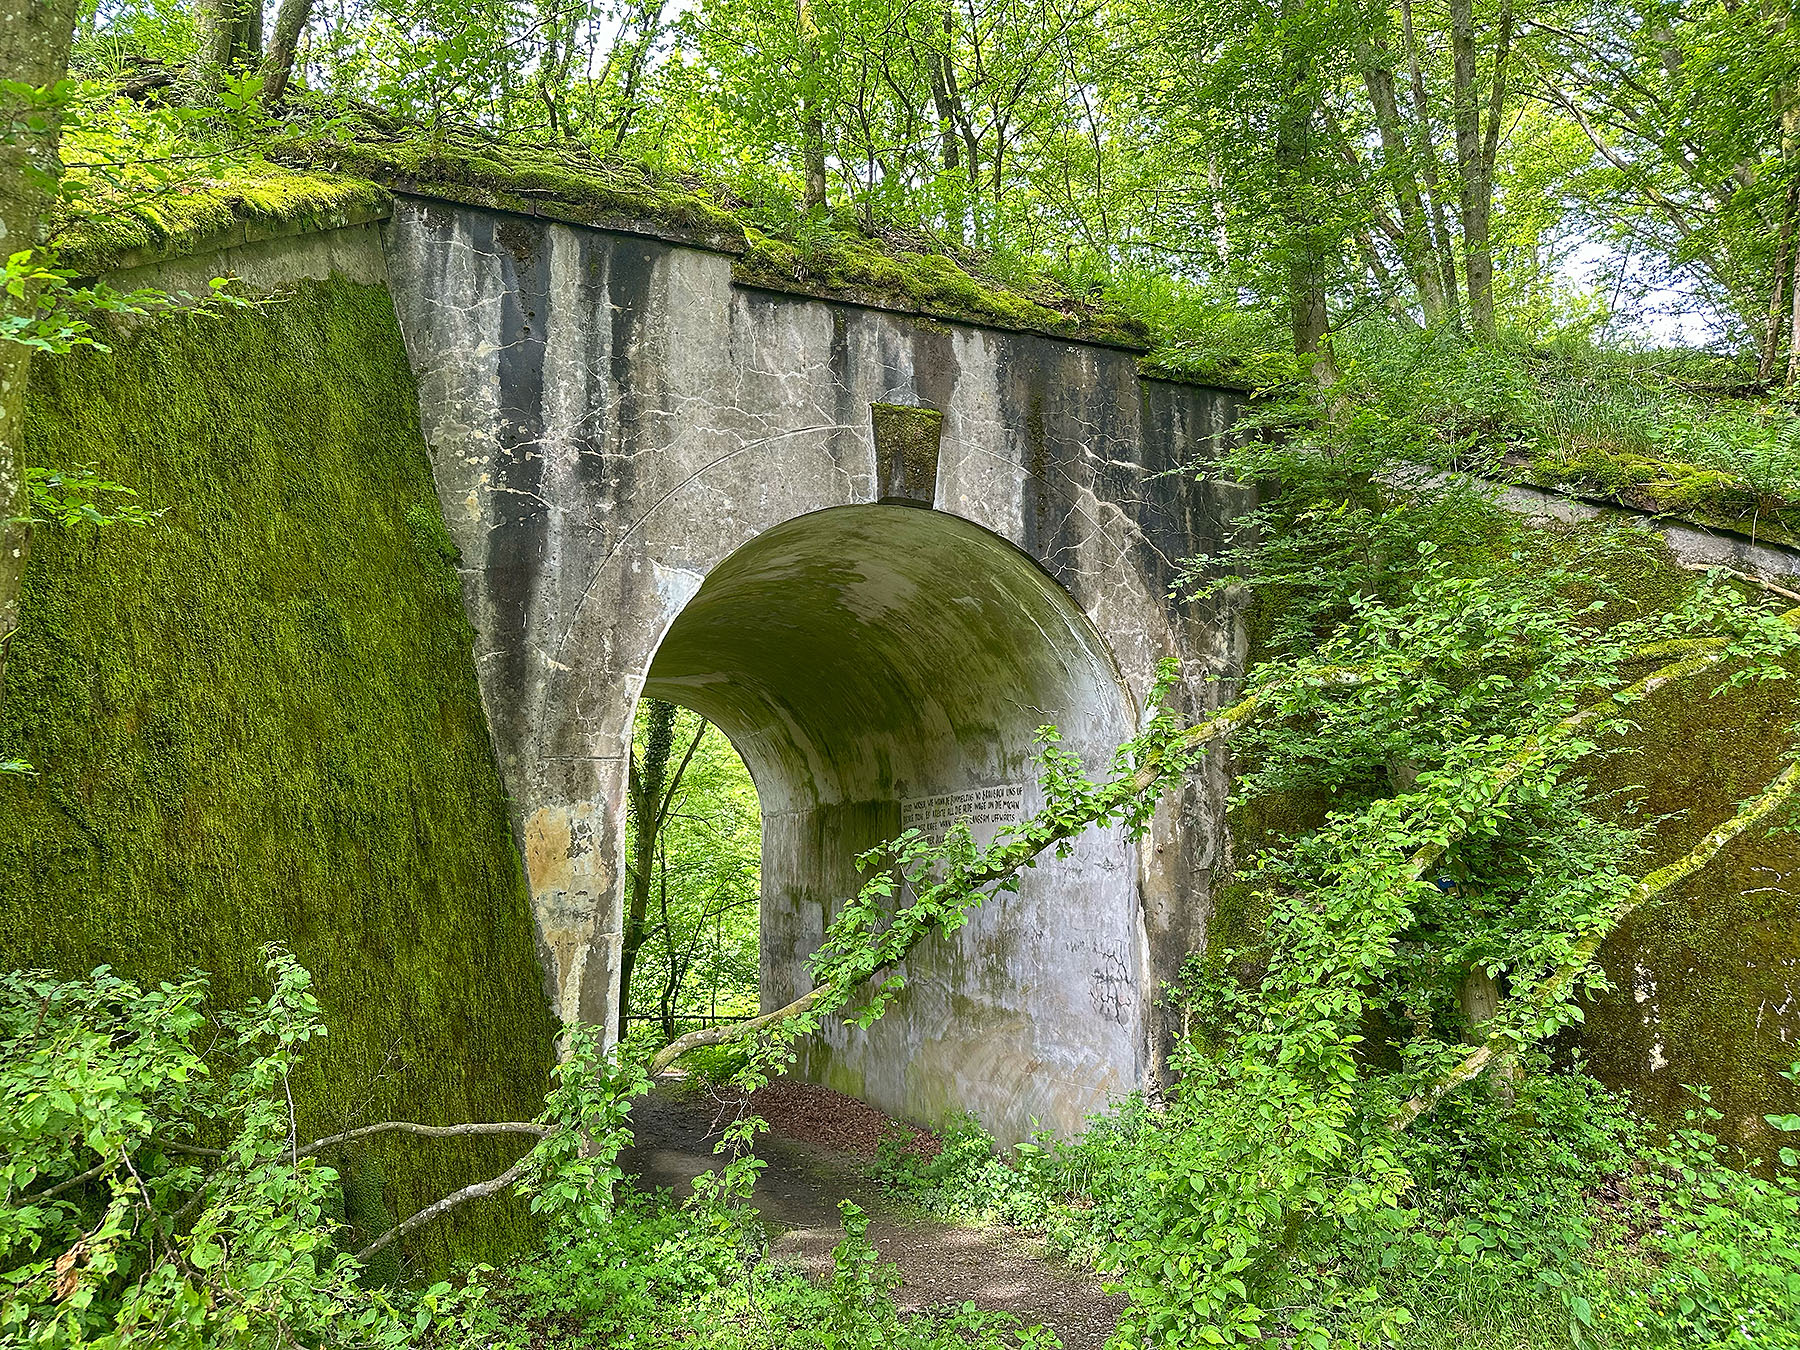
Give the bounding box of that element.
[618,1082,1125,1350]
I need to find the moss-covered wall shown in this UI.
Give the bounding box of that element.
[1222,525,1800,1154]
[0,276,558,1275]
[1570,543,1800,1154]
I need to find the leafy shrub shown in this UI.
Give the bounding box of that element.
[1591,1082,1800,1348]
[0,951,490,1349]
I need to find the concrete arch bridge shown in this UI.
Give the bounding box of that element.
[380,199,1251,1141]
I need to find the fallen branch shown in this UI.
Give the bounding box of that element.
[1678,559,1800,606]
[1392,757,1800,1130]
[297,1120,547,1160]
[354,1156,532,1262]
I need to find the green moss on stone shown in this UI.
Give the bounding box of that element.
[56,169,392,275]
[282,131,1148,347]
[304,133,740,247]
[1,276,558,1275]
[734,226,1147,345]
[1568,542,1800,1156]
[1523,448,1800,546]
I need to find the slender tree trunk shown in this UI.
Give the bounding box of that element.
[927,54,960,171]
[533,0,574,138]
[1772,102,1800,383]
[1764,175,1798,384]
[608,3,667,152]
[657,845,677,1041]
[798,0,828,209]
[1400,0,1461,327]
[0,0,81,701]
[260,0,314,107]
[192,0,259,95]
[620,700,677,1035]
[1358,44,1447,323]
[1451,0,1509,338]
[1276,0,1340,390]
[1788,237,1800,387]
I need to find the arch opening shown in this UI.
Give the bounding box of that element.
[638,505,1147,1142]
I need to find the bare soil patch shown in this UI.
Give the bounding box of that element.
[619,1078,1124,1350]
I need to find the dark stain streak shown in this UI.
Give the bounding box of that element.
[485,214,552,754]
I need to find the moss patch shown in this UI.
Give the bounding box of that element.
[0,277,558,1274]
[282,131,1148,347]
[56,168,391,275]
[1571,543,1800,1154]
[1516,447,1800,549]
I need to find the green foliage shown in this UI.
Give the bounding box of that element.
[518,1025,649,1231]
[874,1115,1051,1231]
[1593,1081,1800,1348]
[623,705,761,1037]
[480,1185,1057,1350]
[19,465,159,529]
[4,277,557,1273]
[0,950,494,1348]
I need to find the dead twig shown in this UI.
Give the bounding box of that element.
[354,1157,532,1262]
[297,1120,548,1160]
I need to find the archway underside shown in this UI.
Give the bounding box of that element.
[640,505,1148,1141]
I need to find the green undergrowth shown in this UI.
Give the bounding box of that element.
[1,275,558,1275]
[480,1188,1057,1350]
[872,1071,1800,1349]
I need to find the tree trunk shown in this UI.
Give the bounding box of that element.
[191,0,263,96]
[1400,0,1461,328]
[798,0,828,209]
[1456,966,1517,1101]
[1276,0,1340,390]
[1764,175,1798,384]
[0,0,81,701]
[1450,0,1509,339]
[1788,233,1800,388]
[533,0,574,138]
[1357,38,1448,324]
[260,0,314,107]
[1772,101,1800,383]
[927,55,960,171]
[657,846,677,1041]
[619,700,678,1035]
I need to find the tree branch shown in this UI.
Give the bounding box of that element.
[648,678,1296,1075]
[1677,560,1800,606]
[297,1120,547,1160]
[1392,758,1800,1130]
[354,1156,533,1262]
